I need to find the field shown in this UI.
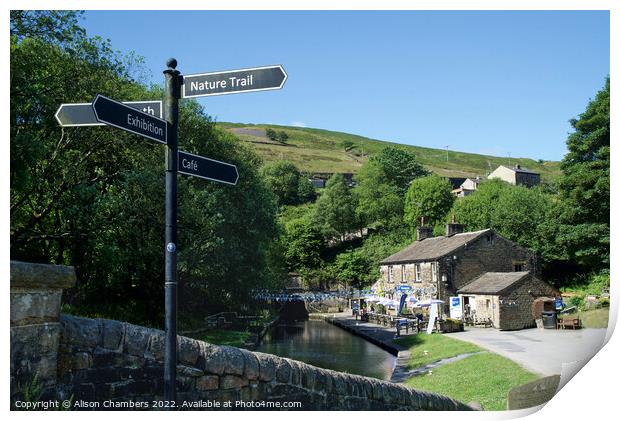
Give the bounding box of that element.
[395,333,538,410]
[218,122,562,180]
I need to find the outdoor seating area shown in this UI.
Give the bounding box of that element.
[205,312,260,330]
[362,311,434,334]
[557,316,582,330]
[351,293,459,335]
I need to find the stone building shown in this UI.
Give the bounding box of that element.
[488,164,541,187]
[457,272,558,330]
[452,177,481,198]
[377,224,538,315]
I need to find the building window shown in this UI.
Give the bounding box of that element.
[401,265,406,283]
[513,262,525,272]
[388,266,394,283]
[431,262,438,283]
[415,264,422,282]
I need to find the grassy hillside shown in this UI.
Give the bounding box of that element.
[218,122,561,181]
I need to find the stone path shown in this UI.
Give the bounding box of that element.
[448,327,608,376]
[390,352,483,382]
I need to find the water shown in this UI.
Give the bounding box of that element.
[257,319,396,380]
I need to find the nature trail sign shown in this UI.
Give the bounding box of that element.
[182,65,287,98]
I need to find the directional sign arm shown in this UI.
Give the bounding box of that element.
[182,65,287,98]
[55,101,162,127]
[92,94,167,144]
[177,151,239,185]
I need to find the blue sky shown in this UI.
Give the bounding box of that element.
[81,10,609,161]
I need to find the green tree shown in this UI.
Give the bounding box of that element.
[314,174,358,240]
[451,180,556,271]
[371,146,429,196]
[260,163,316,207]
[556,78,610,272]
[276,130,289,144]
[450,179,511,230]
[404,175,454,232]
[297,176,317,202]
[260,161,307,206]
[265,127,277,141]
[333,250,373,289]
[282,215,325,272]
[354,162,403,228]
[10,10,85,44]
[342,140,354,151]
[355,146,428,228]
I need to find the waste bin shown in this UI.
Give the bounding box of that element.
[541,311,557,329]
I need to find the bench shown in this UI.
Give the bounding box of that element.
[558,317,582,329]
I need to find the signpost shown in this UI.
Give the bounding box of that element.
[59,59,286,406]
[55,101,162,127]
[178,151,239,185]
[92,94,167,144]
[182,65,287,98]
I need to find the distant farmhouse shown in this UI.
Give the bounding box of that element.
[488,164,540,187]
[309,172,355,188]
[375,222,556,330]
[451,177,481,198]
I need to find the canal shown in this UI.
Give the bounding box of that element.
[256,319,396,380]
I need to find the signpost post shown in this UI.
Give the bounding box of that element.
[60,59,286,407]
[162,59,181,406]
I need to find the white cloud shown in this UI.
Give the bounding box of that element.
[291,121,307,128]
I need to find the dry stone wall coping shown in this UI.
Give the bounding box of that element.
[57,314,474,410]
[11,260,76,290]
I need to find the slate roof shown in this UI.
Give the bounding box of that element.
[447,177,467,189]
[457,272,530,295]
[379,229,492,264]
[500,165,540,175]
[513,167,540,175]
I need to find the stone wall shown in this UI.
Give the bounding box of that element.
[10,260,76,399]
[499,274,557,330]
[57,314,473,410]
[468,295,500,327]
[10,260,473,410]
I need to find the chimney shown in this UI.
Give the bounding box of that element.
[416,226,433,241]
[445,223,464,237]
[445,215,464,237]
[416,216,433,241]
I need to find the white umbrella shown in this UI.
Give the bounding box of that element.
[419,299,444,307]
[365,296,380,302]
[405,296,418,303]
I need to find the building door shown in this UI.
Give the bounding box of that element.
[462,295,477,323]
